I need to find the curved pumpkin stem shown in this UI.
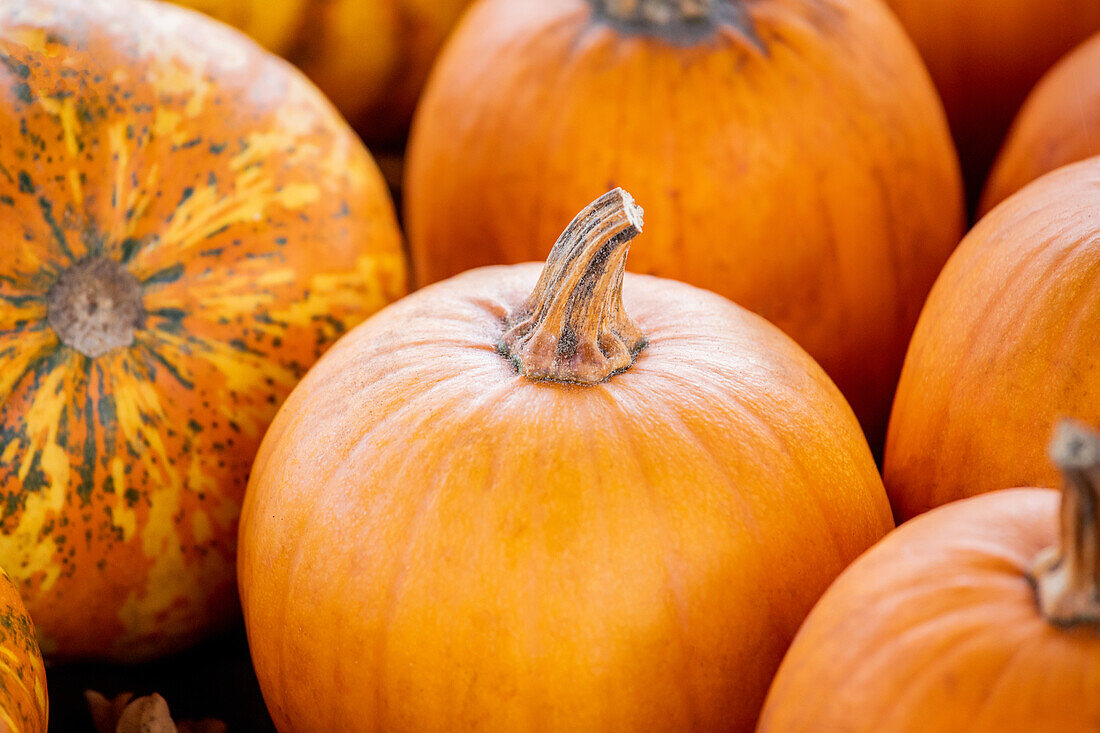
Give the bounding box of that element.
[499,188,647,384]
[1032,420,1100,628]
[597,0,713,24]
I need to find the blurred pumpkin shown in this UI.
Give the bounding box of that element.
[239,190,893,732]
[886,158,1100,521]
[884,0,1100,195]
[0,567,47,733]
[170,0,474,142]
[405,0,964,448]
[0,0,406,661]
[981,32,1100,213]
[760,421,1100,733]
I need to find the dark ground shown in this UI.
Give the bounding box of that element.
[46,625,276,731]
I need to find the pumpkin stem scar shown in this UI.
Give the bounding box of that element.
[499,188,647,385]
[1031,419,1100,629]
[46,257,144,359]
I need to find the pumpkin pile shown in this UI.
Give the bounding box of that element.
[3,0,1100,730]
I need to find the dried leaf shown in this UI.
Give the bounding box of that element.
[85,690,226,733]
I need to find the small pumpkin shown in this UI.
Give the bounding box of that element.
[0,567,47,733]
[885,158,1100,521]
[0,0,406,661]
[170,0,475,142]
[884,0,1100,194]
[981,32,1100,214]
[759,421,1100,732]
[239,190,893,732]
[405,0,964,447]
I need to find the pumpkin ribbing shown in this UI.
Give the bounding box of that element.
[500,189,646,384]
[1033,420,1100,628]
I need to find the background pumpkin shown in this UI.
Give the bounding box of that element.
[0,567,47,733]
[404,0,964,448]
[759,421,1100,732]
[170,0,475,143]
[0,0,406,661]
[885,158,1100,522]
[884,0,1100,198]
[239,190,894,732]
[981,32,1100,214]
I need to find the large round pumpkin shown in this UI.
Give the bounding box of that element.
[884,0,1100,194]
[885,158,1100,521]
[0,567,47,733]
[239,190,893,732]
[0,0,407,661]
[404,0,964,447]
[760,421,1100,732]
[981,32,1100,214]
[170,0,474,142]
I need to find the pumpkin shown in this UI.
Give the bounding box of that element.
[981,32,1100,214]
[170,0,475,142]
[404,0,964,447]
[0,567,47,733]
[238,190,894,732]
[0,0,407,661]
[759,421,1100,732]
[885,158,1100,522]
[884,0,1100,195]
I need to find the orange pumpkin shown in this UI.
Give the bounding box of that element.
[884,0,1100,195]
[760,421,1100,732]
[404,0,964,447]
[170,0,475,142]
[981,32,1100,214]
[239,190,893,732]
[0,567,47,733]
[0,0,406,661]
[885,158,1100,522]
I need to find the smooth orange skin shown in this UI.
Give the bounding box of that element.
[759,489,1100,732]
[405,0,964,448]
[171,0,474,142]
[981,32,1100,214]
[239,265,893,732]
[885,0,1100,195]
[0,0,406,661]
[885,159,1100,522]
[0,568,47,733]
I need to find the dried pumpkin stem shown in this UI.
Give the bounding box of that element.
[499,188,647,384]
[1032,420,1100,628]
[598,0,713,24]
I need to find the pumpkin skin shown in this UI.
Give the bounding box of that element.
[0,567,47,733]
[170,0,475,142]
[0,0,407,661]
[885,158,1100,522]
[884,0,1100,195]
[238,191,893,732]
[404,0,964,448]
[981,32,1100,214]
[758,487,1100,732]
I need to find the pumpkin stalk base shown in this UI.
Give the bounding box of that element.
[598,0,712,24]
[47,257,144,359]
[1032,420,1100,628]
[500,188,646,385]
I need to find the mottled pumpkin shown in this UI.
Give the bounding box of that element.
[886,159,1100,521]
[885,0,1100,196]
[981,32,1100,214]
[0,567,47,733]
[170,0,475,142]
[760,422,1100,732]
[240,190,893,732]
[405,0,964,447]
[0,0,407,661]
